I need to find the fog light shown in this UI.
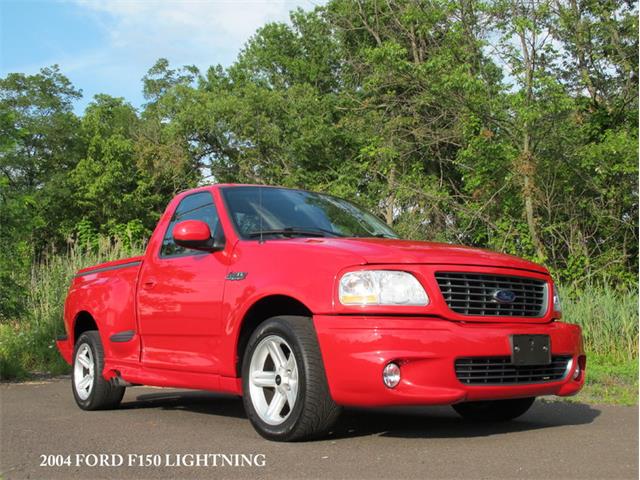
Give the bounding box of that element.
[383,362,401,388]
[573,362,581,380]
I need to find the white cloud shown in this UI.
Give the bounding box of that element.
[6,0,321,111]
[72,0,318,69]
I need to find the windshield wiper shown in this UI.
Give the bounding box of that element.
[352,233,397,239]
[247,227,345,239]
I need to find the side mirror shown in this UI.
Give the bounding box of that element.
[173,220,224,252]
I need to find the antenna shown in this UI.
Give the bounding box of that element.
[259,185,264,244]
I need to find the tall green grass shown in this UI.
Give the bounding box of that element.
[558,283,638,405]
[1,241,638,393]
[561,284,638,364]
[0,239,143,379]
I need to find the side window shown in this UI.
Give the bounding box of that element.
[160,192,221,258]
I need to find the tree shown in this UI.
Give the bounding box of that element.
[0,0,637,300]
[0,66,83,320]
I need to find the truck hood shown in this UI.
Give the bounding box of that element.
[305,238,548,274]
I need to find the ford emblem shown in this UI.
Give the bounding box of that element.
[493,289,517,303]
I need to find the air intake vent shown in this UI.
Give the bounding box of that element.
[455,356,572,385]
[435,272,546,317]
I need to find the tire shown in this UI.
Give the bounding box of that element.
[72,331,125,410]
[452,397,535,422]
[241,315,341,441]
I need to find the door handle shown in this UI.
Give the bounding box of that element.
[142,279,157,290]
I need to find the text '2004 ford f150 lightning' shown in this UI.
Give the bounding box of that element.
[56,184,585,441]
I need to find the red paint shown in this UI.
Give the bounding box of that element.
[173,219,212,244]
[57,184,584,405]
[313,315,584,406]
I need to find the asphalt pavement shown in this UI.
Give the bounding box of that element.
[1,376,637,479]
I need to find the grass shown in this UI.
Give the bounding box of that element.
[0,238,142,379]
[561,283,638,364]
[566,356,638,406]
[1,241,637,405]
[555,283,639,405]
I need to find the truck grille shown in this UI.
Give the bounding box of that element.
[435,272,547,317]
[455,356,572,385]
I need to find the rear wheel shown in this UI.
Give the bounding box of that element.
[72,331,125,410]
[242,316,341,441]
[452,397,535,422]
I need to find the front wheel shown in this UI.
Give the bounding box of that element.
[72,331,125,410]
[452,397,535,422]
[241,316,341,441]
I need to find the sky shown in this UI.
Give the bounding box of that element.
[0,0,321,113]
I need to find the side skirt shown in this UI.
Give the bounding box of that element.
[102,360,243,396]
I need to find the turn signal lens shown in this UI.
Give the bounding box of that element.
[573,362,581,380]
[552,284,562,313]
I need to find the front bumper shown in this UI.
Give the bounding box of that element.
[313,315,585,407]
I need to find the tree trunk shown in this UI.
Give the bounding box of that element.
[384,166,396,226]
[515,8,546,261]
[520,134,546,260]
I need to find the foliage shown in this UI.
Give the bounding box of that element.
[0,66,82,320]
[126,0,636,285]
[0,74,195,320]
[561,283,638,363]
[0,238,143,379]
[0,0,637,390]
[569,356,638,406]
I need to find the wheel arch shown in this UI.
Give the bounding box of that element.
[235,294,313,376]
[73,311,99,345]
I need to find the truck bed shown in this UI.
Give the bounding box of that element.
[59,255,145,365]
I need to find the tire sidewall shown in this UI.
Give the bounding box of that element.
[72,332,102,410]
[242,317,308,440]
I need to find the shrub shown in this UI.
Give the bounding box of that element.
[0,238,143,379]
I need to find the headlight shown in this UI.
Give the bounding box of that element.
[339,270,429,306]
[552,284,562,312]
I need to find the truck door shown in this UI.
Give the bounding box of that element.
[137,191,227,373]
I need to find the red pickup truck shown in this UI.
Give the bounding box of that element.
[56,184,585,441]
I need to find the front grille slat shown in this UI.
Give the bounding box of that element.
[456,366,568,372]
[446,298,540,305]
[457,373,563,381]
[441,275,541,283]
[458,369,569,376]
[435,272,547,317]
[455,356,571,385]
[446,291,544,298]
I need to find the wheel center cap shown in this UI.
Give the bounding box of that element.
[275,374,282,386]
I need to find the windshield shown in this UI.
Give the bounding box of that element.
[222,186,399,240]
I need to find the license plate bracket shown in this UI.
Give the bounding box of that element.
[511,334,551,365]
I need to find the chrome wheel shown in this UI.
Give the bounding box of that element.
[248,335,299,426]
[74,343,95,401]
